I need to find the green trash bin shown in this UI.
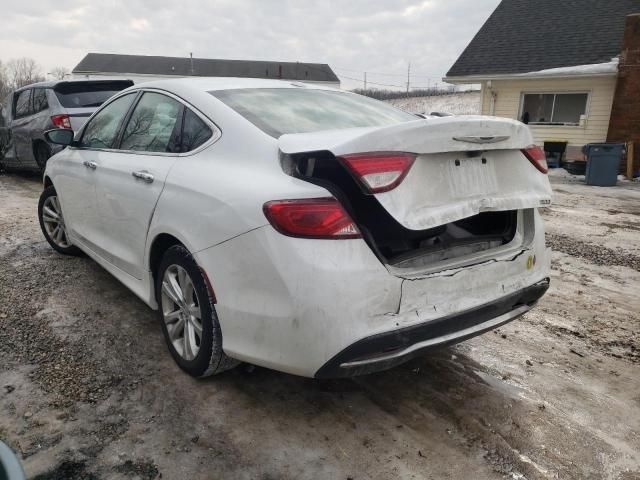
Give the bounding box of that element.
[584,144,624,186]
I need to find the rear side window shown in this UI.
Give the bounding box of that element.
[210,88,416,137]
[33,89,49,113]
[180,108,212,152]
[120,92,182,153]
[54,81,133,108]
[80,93,137,149]
[14,89,32,118]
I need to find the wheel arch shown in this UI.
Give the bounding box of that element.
[148,233,187,280]
[43,175,53,189]
[32,138,50,157]
[147,230,220,308]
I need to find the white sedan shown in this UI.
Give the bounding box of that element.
[38,78,552,378]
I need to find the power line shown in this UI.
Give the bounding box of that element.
[333,66,443,79]
[338,74,406,88]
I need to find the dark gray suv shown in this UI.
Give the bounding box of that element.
[1,79,133,171]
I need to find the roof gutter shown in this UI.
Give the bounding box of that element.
[443,71,618,84]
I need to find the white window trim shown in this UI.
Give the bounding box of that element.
[518,91,591,128]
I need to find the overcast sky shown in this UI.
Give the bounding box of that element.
[0,0,500,89]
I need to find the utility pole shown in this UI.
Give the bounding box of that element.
[190,52,194,75]
[364,72,367,92]
[406,62,410,98]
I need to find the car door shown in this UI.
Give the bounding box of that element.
[92,90,183,280]
[55,92,138,253]
[11,88,34,166]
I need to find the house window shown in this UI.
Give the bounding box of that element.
[520,93,588,126]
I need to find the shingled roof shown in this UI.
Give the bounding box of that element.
[446,0,640,78]
[73,53,339,83]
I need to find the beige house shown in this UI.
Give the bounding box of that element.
[444,0,640,167]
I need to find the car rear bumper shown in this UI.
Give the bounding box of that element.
[195,209,550,378]
[315,278,549,378]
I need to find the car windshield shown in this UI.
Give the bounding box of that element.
[54,81,133,109]
[210,88,416,137]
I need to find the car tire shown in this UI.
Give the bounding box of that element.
[156,245,239,377]
[38,186,81,256]
[34,142,51,171]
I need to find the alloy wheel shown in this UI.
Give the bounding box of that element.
[41,196,71,248]
[160,265,203,361]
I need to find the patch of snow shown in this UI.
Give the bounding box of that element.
[385,91,481,115]
[517,58,618,77]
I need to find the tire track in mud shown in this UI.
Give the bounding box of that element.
[351,348,633,480]
[545,234,640,271]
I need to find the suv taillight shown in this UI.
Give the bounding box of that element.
[338,152,416,193]
[51,114,71,129]
[521,145,548,173]
[263,198,361,239]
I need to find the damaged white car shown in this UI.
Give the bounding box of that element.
[38,78,552,378]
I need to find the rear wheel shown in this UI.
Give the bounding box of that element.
[156,245,238,377]
[38,186,81,255]
[34,142,51,171]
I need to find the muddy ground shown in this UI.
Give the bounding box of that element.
[0,169,639,480]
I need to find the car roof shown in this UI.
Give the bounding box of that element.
[129,76,340,93]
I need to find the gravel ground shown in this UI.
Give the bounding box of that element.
[0,169,639,479]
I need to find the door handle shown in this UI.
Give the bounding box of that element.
[132,170,154,184]
[83,160,97,170]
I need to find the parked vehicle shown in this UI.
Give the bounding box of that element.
[0,103,9,164]
[1,79,133,171]
[38,78,552,378]
[0,441,25,480]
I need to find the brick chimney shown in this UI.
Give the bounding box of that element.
[607,13,640,176]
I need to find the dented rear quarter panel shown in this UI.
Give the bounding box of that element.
[197,209,550,377]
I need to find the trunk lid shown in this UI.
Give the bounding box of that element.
[279,116,552,230]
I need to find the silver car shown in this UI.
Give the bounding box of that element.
[1,79,133,171]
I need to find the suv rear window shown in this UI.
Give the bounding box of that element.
[210,88,415,137]
[54,81,134,108]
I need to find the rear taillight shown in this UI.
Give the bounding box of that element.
[51,114,71,129]
[338,152,416,193]
[521,145,548,173]
[263,198,361,239]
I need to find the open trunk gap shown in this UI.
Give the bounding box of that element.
[285,151,519,268]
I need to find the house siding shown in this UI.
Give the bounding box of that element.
[480,76,617,147]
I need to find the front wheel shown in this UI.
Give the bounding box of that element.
[156,245,238,377]
[38,186,81,255]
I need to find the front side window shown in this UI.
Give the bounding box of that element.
[210,88,416,137]
[14,89,32,118]
[120,92,182,153]
[521,93,588,126]
[33,89,49,113]
[80,93,137,149]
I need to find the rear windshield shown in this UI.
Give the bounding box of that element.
[210,88,415,137]
[54,81,134,108]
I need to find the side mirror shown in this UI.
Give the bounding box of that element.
[44,128,75,146]
[0,441,25,480]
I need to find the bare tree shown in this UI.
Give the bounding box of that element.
[49,66,69,80]
[0,60,11,101]
[6,57,45,89]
